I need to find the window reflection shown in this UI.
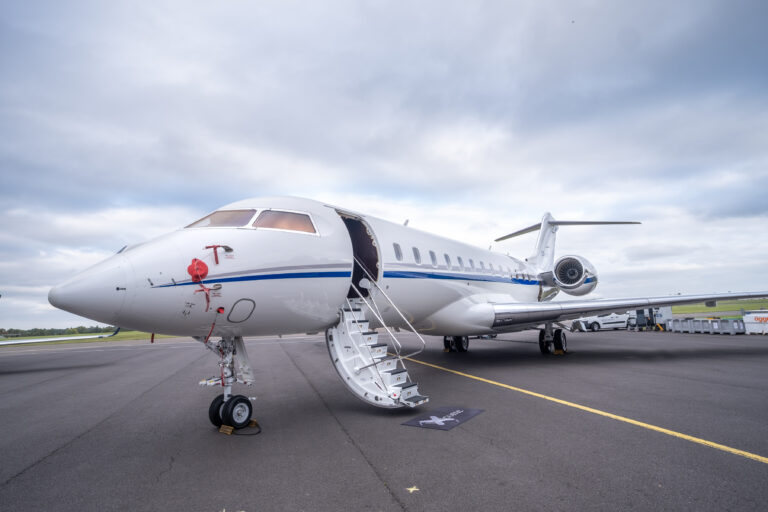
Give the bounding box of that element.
[187,209,257,228]
[253,210,316,233]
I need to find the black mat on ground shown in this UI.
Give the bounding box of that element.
[402,407,484,430]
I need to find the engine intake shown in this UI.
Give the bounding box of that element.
[553,255,598,296]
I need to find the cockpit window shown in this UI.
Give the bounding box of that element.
[186,209,257,228]
[253,210,316,234]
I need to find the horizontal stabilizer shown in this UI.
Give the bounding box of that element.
[495,220,640,242]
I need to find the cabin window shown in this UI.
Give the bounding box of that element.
[412,247,422,264]
[444,254,452,268]
[187,209,257,228]
[457,256,464,269]
[489,263,495,274]
[429,250,437,267]
[394,243,403,261]
[479,261,485,271]
[469,258,475,270]
[253,210,316,233]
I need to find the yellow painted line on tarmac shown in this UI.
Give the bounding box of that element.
[404,356,768,465]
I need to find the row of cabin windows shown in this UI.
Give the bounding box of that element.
[393,242,531,278]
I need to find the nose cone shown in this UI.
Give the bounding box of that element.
[49,255,131,325]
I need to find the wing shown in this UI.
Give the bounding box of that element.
[492,291,767,330]
[0,328,121,347]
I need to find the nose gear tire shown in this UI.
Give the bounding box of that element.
[223,395,253,429]
[208,394,225,428]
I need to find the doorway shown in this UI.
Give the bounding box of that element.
[337,213,380,298]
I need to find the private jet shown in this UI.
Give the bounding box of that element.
[46,196,768,429]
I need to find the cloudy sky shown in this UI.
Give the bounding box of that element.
[1,1,767,328]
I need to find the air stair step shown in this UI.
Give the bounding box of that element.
[403,395,429,407]
[368,344,388,358]
[344,319,369,331]
[375,356,398,372]
[341,308,367,322]
[382,368,408,387]
[350,330,378,346]
[394,381,420,400]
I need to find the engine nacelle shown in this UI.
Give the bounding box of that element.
[552,255,598,296]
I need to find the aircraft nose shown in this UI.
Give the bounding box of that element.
[48,255,132,325]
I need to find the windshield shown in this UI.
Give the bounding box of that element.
[186,209,257,228]
[252,210,316,233]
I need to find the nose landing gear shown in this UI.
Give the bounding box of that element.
[199,335,257,431]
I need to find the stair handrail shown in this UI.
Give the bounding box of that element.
[348,282,404,358]
[352,256,427,359]
[344,296,391,383]
[345,283,412,382]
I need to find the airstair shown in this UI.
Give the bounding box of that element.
[326,261,428,408]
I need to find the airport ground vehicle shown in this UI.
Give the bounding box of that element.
[578,312,630,331]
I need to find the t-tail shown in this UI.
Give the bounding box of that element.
[495,213,640,297]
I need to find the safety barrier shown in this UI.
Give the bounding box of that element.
[667,318,746,335]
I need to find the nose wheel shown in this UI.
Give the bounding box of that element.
[208,393,253,429]
[208,394,226,427]
[223,395,253,429]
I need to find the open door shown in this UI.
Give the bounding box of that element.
[337,212,380,298]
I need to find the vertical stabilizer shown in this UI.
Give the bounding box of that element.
[528,212,558,272]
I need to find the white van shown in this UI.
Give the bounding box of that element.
[578,312,630,331]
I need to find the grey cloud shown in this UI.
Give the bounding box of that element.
[1,1,768,326]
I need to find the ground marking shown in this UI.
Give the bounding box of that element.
[405,356,768,465]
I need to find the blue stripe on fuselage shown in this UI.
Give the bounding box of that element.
[383,270,540,285]
[155,269,546,288]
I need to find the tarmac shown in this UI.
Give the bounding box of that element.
[1,329,767,511]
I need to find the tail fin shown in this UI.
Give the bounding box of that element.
[495,213,640,272]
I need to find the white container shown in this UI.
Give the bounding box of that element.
[744,311,768,335]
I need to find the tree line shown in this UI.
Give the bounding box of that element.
[0,326,116,338]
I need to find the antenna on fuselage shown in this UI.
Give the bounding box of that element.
[403,219,409,226]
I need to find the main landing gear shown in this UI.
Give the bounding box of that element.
[538,323,567,355]
[443,336,469,352]
[200,335,256,430]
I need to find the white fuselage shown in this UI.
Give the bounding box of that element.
[49,197,553,338]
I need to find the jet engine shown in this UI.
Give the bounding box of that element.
[552,255,598,296]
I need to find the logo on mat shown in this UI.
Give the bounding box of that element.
[403,407,484,431]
